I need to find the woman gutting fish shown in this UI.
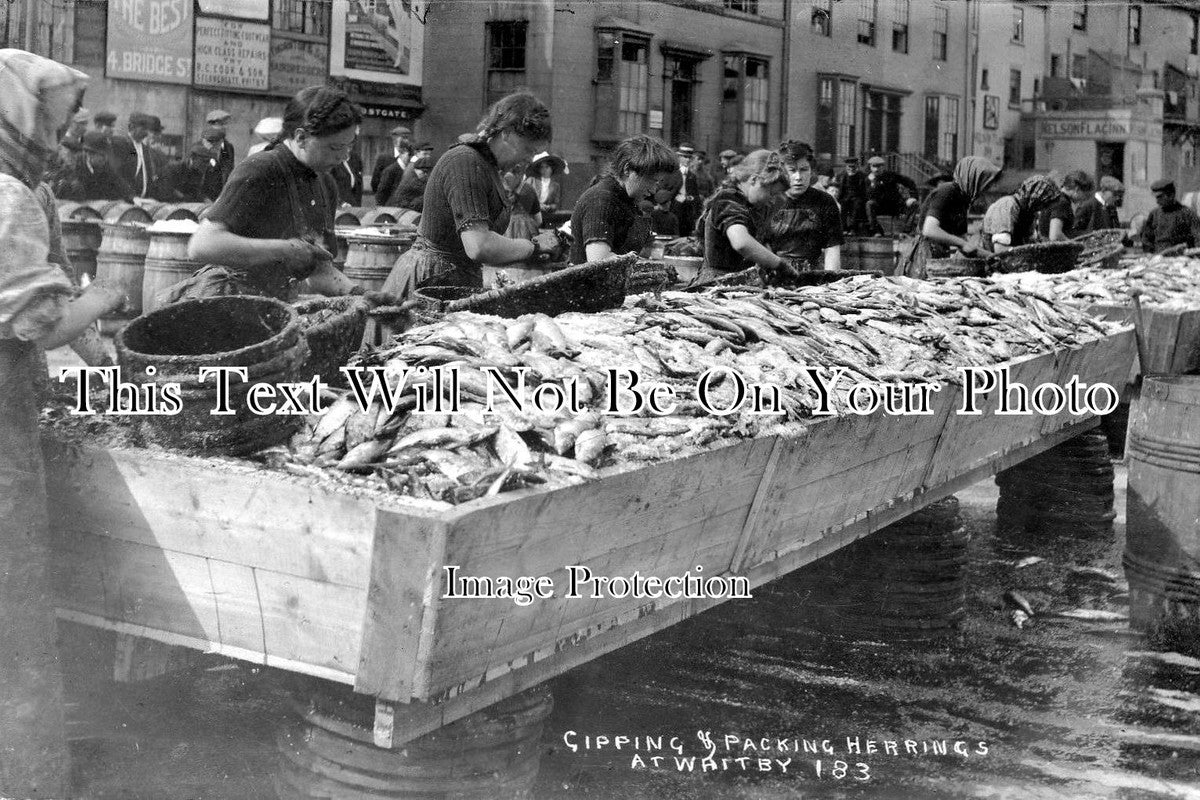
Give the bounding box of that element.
[761,140,844,272]
[900,156,1001,278]
[980,175,1062,253]
[382,92,566,297]
[568,134,676,264]
[699,149,801,283]
[166,86,373,303]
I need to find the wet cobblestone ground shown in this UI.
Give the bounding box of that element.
[63,463,1200,799]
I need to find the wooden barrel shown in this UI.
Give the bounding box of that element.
[99,201,153,225]
[344,232,415,291]
[152,202,209,221]
[336,207,365,227]
[62,220,102,282]
[56,201,103,222]
[277,683,553,799]
[840,236,866,270]
[859,236,897,275]
[97,223,151,316]
[1125,376,1200,633]
[359,207,399,226]
[142,229,203,313]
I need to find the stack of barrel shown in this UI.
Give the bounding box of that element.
[995,431,1116,543]
[813,496,969,641]
[1124,376,1200,646]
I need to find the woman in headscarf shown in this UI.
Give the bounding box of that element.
[980,175,1061,253]
[0,48,127,799]
[900,155,1002,278]
[381,92,565,298]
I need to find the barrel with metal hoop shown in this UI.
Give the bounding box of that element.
[141,220,204,313]
[343,229,416,292]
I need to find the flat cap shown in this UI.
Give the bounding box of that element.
[1099,175,1124,192]
[254,116,283,138]
[72,108,91,125]
[82,130,109,152]
[412,154,435,171]
[390,125,412,136]
[147,115,163,133]
[718,149,738,159]
[93,111,117,126]
[128,112,154,128]
[843,156,859,164]
[205,109,231,123]
[1151,178,1175,193]
[867,155,886,166]
[677,143,696,156]
[201,125,226,143]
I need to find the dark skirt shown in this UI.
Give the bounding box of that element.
[382,237,483,300]
[159,263,298,305]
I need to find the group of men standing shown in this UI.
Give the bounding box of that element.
[832,155,920,236]
[50,108,237,203]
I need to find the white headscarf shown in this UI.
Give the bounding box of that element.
[0,49,88,186]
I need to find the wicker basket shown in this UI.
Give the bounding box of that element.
[991,241,1084,274]
[628,259,674,294]
[294,296,369,385]
[441,253,636,318]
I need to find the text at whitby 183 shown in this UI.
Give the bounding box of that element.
[57,364,1119,419]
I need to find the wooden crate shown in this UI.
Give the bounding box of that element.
[1088,303,1200,379]
[44,328,1134,738]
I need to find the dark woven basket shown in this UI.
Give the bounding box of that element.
[628,259,674,294]
[294,296,369,386]
[442,253,636,318]
[991,241,1084,274]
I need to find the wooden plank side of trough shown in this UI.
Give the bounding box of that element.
[371,417,1099,746]
[41,441,382,589]
[1166,307,1200,374]
[415,437,776,695]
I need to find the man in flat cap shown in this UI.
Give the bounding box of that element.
[205,109,236,185]
[1142,178,1200,253]
[660,143,701,235]
[92,110,116,138]
[55,130,136,201]
[110,112,158,198]
[1074,174,1123,233]
[372,125,413,195]
[835,156,868,234]
[864,154,916,236]
[61,107,90,150]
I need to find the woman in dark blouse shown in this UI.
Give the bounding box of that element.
[899,155,1001,278]
[175,86,368,302]
[382,92,563,297]
[700,149,798,283]
[569,134,676,264]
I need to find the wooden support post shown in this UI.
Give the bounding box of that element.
[373,698,397,749]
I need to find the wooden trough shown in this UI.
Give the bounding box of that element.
[43,328,1134,745]
[1087,303,1200,388]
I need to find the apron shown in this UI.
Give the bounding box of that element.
[382,236,486,301]
[897,234,932,279]
[160,150,326,305]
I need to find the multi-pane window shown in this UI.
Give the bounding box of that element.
[724,0,760,13]
[838,79,858,157]
[933,6,948,61]
[486,21,528,108]
[1012,6,1024,43]
[1191,14,1199,56]
[923,95,958,163]
[816,77,837,157]
[865,90,902,154]
[892,0,909,53]
[743,58,769,146]
[1128,5,1141,46]
[858,0,877,46]
[1073,0,1088,31]
[1009,68,1022,106]
[812,0,833,36]
[273,0,328,36]
[665,55,700,146]
[614,36,650,135]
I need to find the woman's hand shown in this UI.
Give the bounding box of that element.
[959,241,979,257]
[84,278,130,315]
[530,230,565,261]
[280,238,332,278]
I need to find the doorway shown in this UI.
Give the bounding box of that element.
[1096,142,1125,183]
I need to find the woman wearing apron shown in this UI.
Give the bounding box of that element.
[980,175,1061,253]
[169,86,369,303]
[899,156,1001,278]
[382,92,564,297]
[568,134,676,264]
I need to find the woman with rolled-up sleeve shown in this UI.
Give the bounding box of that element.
[382,92,565,298]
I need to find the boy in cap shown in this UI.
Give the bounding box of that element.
[205,109,236,183]
[1142,178,1200,253]
[864,154,916,235]
[660,143,701,234]
[835,156,868,233]
[649,188,680,236]
[110,112,158,198]
[372,124,413,192]
[55,130,136,201]
[1074,174,1121,233]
